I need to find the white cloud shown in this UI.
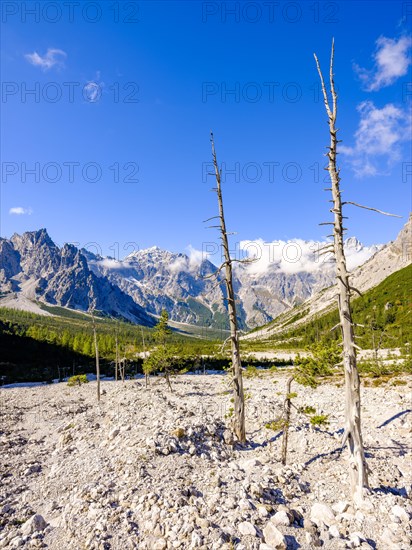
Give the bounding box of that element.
[98,258,125,270]
[188,245,208,269]
[9,207,33,215]
[239,238,379,275]
[24,48,67,71]
[239,238,328,275]
[169,256,189,274]
[169,246,207,274]
[354,35,412,91]
[340,101,411,177]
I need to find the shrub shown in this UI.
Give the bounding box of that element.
[294,340,341,387]
[310,414,329,427]
[390,379,407,386]
[67,374,88,387]
[265,419,286,431]
[299,405,316,415]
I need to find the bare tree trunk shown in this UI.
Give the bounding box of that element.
[121,358,125,383]
[210,132,246,443]
[141,326,149,387]
[115,322,119,382]
[315,40,369,503]
[91,311,101,402]
[165,370,173,392]
[281,375,294,465]
[371,326,377,365]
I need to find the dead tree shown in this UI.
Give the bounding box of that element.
[281,375,294,465]
[314,40,381,503]
[120,356,126,382]
[209,132,246,443]
[115,320,119,382]
[90,307,101,402]
[141,326,149,387]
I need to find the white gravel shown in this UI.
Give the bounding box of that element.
[0,372,411,549]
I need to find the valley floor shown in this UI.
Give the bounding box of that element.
[0,373,411,549]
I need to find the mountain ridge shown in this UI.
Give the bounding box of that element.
[243,214,412,340]
[0,222,406,329]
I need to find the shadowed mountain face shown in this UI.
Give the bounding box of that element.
[82,237,380,329]
[0,226,388,329]
[0,229,155,326]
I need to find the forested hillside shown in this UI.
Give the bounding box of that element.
[243,264,412,352]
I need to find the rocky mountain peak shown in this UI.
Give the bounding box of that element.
[344,236,362,249]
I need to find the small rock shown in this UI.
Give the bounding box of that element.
[9,537,24,548]
[172,428,185,439]
[239,498,253,511]
[380,527,402,548]
[263,522,287,549]
[391,505,409,522]
[310,502,336,528]
[21,515,47,536]
[238,521,257,536]
[329,524,341,538]
[238,458,261,472]
[355,511,364,523]
[289,508,304,525]
[195,517,209,529]
[223,430,234,445]
[271,511,291,526]
[333,501,349,515]
[349,533,362,547]
[305,532,322,547]
[153,539,167,550]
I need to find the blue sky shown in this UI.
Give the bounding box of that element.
[1,0,411,261]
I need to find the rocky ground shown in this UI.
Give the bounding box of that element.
[0,371,411,549]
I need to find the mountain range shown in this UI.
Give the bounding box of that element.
[244,214,411,339]
[0,222,407,330]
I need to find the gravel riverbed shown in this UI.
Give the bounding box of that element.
[1,372,411,549]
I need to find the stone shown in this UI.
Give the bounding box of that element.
[238,521,257,536]
[239,499,253,511]
[310,502,336,528]
[332,501,350,515]
[223,430,234,445]
[289,508,304,525]
[305,532,322,547]
[349,533,362,547]
[258,506,269,517]
[272,511,291,526]
[191,531,202,547]
[152,539,167,550]
[329,524,341,538]
[238,458,261,472]
[391,505,409,522]
[9,537,24,548]
[195,517,210,529]
[262,522,287,550]
[380,527,402,548]
[21,515,47,536]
